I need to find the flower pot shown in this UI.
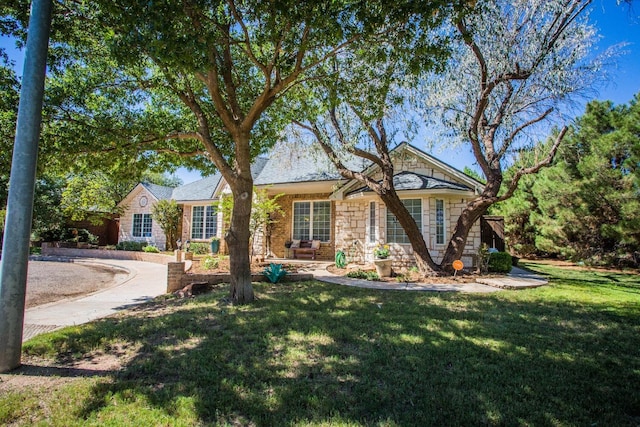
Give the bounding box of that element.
[373,258,392,277]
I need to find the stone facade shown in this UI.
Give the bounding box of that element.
[333,195,481,271]
[117,144,484,269]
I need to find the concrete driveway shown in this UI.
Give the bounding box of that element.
[23,258,167,341]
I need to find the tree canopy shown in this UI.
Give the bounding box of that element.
[6,0,436,302]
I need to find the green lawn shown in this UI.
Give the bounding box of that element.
[2,262,639,426]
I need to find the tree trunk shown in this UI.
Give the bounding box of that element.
[225,175,254,304]
[380,192,440,274]
[439,176,500,272]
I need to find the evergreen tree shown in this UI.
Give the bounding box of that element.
[497,95,640,265]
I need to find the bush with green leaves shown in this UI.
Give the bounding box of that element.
[346,269,380,281]
[188,242,210,254]
[143,245,160,253]
[488,251,513,273]
[116,241,146,251]
[202,255,220,270]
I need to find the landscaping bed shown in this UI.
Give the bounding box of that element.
[327,263,496,284]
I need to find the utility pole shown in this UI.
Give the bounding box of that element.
[0,0,52,372]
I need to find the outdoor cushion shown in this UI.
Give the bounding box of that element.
[290,239,301,248]
[311,240,321,249]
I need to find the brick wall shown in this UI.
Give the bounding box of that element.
[268,192,335,261]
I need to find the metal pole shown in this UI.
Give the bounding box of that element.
[0,0,52,372]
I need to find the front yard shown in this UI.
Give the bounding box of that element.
[1,262,638,426]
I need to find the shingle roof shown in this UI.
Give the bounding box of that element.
[170,173,223,201]
[170,157,269,201]
[141,143,477,203]
[141,182,174,200]
[254,149,368,185]
[346,171,472,196]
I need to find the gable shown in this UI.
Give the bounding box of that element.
[117,183,159,209]
[332,143,484,200]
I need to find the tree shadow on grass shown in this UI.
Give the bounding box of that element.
[22,281,640,426]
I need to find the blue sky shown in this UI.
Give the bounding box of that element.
[1,2,639,184]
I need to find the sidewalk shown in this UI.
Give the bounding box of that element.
[23,259,167,341]
[310,264,547,292]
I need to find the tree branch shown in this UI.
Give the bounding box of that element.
[497,126,567,202]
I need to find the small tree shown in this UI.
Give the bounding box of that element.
[219,188,284,259]
[249,189,284,259]
[151,199,182,251]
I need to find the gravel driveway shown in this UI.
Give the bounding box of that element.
[26,261,127,308]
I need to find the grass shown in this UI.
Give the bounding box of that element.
[2,262,639,426]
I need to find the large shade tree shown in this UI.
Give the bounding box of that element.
[3,0,414,303]
[417,0,610,269]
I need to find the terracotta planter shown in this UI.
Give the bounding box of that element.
[373,258,392,277]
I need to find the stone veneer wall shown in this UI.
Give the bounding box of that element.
[268,192,335,261]
[333,195,482,272]
[41,244,175,264]
[334,200,368,263]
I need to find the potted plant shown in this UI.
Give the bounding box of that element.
[210,236,220,254]
[373,244,392,277]
[373,244,390,259]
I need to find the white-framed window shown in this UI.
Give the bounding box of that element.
[292,201,331,242]
[386,199,422,244]
[132,213,152,238]
[435,199,445,245]
[369,201,376,243]
[191,205,218,240]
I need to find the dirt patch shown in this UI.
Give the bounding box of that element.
[26,261,126,308]
[0,342,140,393]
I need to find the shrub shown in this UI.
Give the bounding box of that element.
[346,269,380,281]
[143,245,160,253]
[202,255,220,270]
[116,241,146,251]
[188,242,210,254]
[488,251,513,273]
[346,269,368,279]
[365,271,380,281]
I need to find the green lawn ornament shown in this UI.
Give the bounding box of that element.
[335,250,346,268]
[263,263,287,283]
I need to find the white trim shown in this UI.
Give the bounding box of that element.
[435,198,446,246]
[132,213,153,238]
[368,201,377,244]
[190,205,219,240]
[385,198,423,244]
